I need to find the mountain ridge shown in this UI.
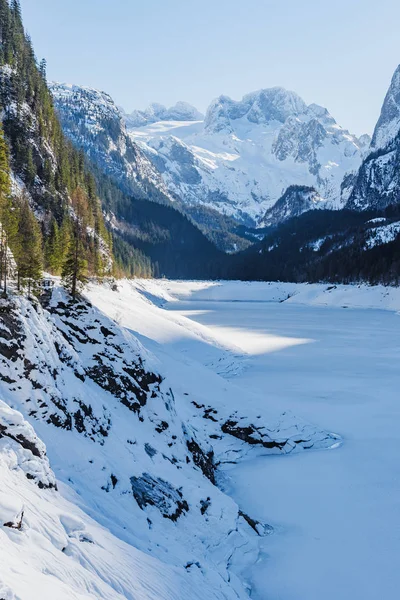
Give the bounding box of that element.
[127,86,368,226]
[123,101,204,129]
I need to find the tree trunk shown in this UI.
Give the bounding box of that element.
[2,232,7,297]
[71,235,79,300]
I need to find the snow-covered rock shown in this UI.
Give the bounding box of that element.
[128,87,366,225]
[364,220,400,249]
[124,101,204,128]
[0,406,238,600]
[262,185,325,226]
[0,399,56,490]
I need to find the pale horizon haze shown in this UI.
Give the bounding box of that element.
[20,0,400,136]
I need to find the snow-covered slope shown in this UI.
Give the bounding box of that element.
[0,284,336,598]
[123,102,204,128]
[262,185,324,226]
[49,83,175,205]
[347,65,400,210]
[128,88,368,225]
[130,278,400,312]
[0,402,233,600]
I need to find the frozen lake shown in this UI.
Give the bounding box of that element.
[165,299,400,600]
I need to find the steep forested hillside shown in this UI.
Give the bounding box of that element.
[233,207,400,285]
[0,0,228,283]
[0,0,112,286]
[92,164,229,279]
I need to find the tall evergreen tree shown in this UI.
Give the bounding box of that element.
[39,57,47,80]
[59,214,72,265]
[0,123,18,296]
[62,233,87,300]
[0,0,113,279]
[44,216,62,274]
[62,187,88,300]
[15,195,43,294]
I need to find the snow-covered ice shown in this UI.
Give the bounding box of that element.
[112,279,400,600]
[2,279,400,599]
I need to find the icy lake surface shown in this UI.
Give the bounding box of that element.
[164,298,400,600]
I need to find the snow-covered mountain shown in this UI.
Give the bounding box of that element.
[371,66,400,151]
[128,88,369,226]
[262,185,324,227]
[347,65,400,211]
[49,83,176,205]
[0,282,336,598]
[123,102,204,128]
[50,82,369,235]
[50,84,251,254]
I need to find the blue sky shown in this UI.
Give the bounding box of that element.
[20,0,400,136]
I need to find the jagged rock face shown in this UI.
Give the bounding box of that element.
[124,101,204,128]
[371,66,400,151]
[262,185,325,227]
[204,88,308,133]
[130,474,189,521]
[49,83,174,204]
[347,66,400,211]
[128,87,366,225]
[346,143,400,210]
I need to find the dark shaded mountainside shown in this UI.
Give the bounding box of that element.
[233,206,400,285]
[92,163,230,279]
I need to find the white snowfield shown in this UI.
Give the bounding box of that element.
[0,401,215,600]
[1,279,400,599]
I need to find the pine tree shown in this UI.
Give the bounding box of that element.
[44,216,62,274]
[25,147,36,186]
[10,0,21,19]
[39,58,47,80]
[62,233,87,300]
[59,214,72,265]
[15,196,43,294]
[0,123,18,296]
[62,187,88,300]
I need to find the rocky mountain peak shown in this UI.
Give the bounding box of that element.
[346,65,400,211]
[371,64,400,150]
[245,87,308,124]
[50,82,120,127]
[262,185,325,227]
[204,87,308,133]
[50,82,175,204]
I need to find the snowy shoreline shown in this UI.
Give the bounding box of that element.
[126,278,400,313]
